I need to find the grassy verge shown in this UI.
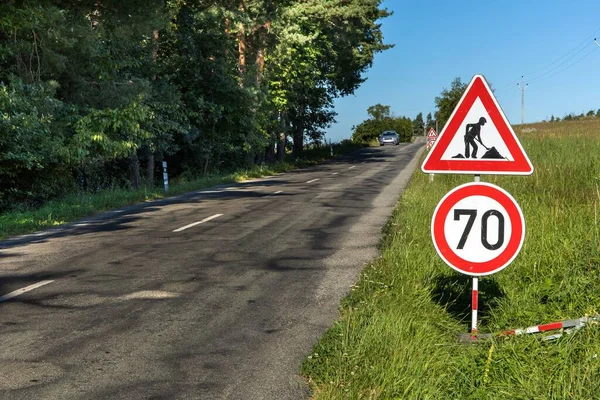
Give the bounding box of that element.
[0,142,365,240]
[302,118,600,399]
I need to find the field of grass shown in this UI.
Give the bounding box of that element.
[0,141,365,240]
[302,118,600,399]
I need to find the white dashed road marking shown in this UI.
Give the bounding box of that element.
[173,214,223,232]
[266,190,283,198]
[306,179,320,184]
[0,280,54,304]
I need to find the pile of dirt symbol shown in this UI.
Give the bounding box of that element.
[452,147,505,159]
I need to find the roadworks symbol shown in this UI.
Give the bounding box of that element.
[451,116,507,160]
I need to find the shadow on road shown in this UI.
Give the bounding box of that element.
[0,144,411,251]
[0,269,85,302]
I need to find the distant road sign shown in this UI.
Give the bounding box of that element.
[422,75,533,175]
[431,182,525,276]
[426,128,437,150]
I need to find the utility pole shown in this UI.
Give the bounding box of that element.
[517,76,528,125]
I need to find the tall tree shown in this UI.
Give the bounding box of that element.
[352,104,412,144]
[367,104,392,121]
[269,0,392,157]
[426,113,433,129]
[434,77,467,129]
[0,0,393,211]
[413,112,424,136]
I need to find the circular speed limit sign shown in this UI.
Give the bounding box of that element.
[431,182,525,276]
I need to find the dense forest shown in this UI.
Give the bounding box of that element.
[0,0,391,211]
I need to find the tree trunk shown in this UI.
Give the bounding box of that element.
[292,105,306,158]
[128,153,141,189]
[146,151,155,188]
[266,137,276,163]
[146,27,159,189]
[256,47,264,86]
[277,132,286,162]
[203,157,210,176]
[254,20,270,86]
[152,29,159,63]
[237,2,246,86]
[225,17,231,59]
[292,120,304,158]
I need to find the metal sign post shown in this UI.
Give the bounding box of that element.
[424,74,533,340]
[426,128,437,182]
[431,180,526,339]
[472,175,480,338]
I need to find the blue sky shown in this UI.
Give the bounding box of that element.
[326,0,600,142]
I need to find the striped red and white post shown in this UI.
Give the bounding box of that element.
[502,317,589,337]
[470,174,481,339]
[459,314,600,343]
[471,277,478,338]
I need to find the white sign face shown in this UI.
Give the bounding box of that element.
[431,182,525,276]
[443,195,512,263]
[439,98,514,162]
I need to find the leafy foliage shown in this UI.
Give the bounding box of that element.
[352,104,413,144]
[434,77,467,129]
[0,0,391,212]
[0,79,73,209]
[412,112,424,136]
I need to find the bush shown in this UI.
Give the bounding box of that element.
[0,79,75,210]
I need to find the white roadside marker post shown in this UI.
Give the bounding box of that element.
[162,161,169,194]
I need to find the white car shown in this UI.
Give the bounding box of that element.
[379,131,400,146]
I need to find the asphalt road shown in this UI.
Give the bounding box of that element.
[0,139,425,400]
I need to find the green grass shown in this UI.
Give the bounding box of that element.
[0,142,366,240]
[302,119,600,399]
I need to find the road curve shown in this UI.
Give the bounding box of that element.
[0,139,425,399]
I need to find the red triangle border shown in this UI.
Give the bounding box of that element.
[421,75,533,175]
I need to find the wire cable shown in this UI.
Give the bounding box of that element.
[492,26,600,95]
[523,27,600,80]
[528,45,599,85]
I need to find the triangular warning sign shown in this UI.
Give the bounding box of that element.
[422,75,533,175]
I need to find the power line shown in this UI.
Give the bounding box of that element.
[528,45,599,85]
[493,77,522,94]
[527,43,596,84]
[493,26,600,95]
[522,27,600,80]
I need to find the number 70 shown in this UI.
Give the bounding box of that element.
[454,209,505,250]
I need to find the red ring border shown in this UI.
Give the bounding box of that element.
[431,183,525,276]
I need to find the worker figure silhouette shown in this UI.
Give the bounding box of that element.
[464,117,487,158]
